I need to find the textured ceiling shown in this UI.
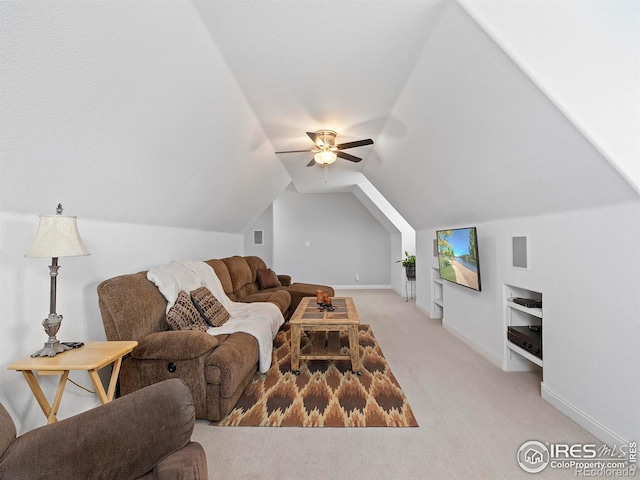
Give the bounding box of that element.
[1,0,637,234]
[192,0,445,194]
[363,0,639,230]
[193,0,638,228]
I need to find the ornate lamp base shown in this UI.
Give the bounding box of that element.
[31,339,72,357]
[31,313,72,357]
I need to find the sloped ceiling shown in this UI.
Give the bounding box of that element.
[192,0,445,195]
[0,0,290,233]
[1,0,637,234]
[459,0,640,192]
[364,0,639,230]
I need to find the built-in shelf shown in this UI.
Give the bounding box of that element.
[503,284,543,372]
[431,266,443,319]
[505,299,542,318]
[506,340,543,367]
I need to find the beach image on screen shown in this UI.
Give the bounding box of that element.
[437,228,480,291]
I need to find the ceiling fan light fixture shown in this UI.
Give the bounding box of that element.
[314,150,337,165]
[314,130,337,148]
[275,130,373,171]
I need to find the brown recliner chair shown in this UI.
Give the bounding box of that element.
[0,379,207,480]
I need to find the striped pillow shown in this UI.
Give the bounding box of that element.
[191,287,230,327]
[166,290,208,332]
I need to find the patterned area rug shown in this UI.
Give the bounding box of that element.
[216,324,418,427]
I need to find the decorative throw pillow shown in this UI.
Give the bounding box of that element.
[166,290,208,332]
[191,287,230,327]
[256,268,278,290]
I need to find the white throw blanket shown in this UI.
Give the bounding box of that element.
[147,261,284,373]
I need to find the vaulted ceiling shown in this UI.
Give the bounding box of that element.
[1,0,637,233]
[192,0,443,196]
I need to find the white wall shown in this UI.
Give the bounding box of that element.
[390,232,404,296]
[0,211,242,433]
[351,181,413,294]
[273,187,391,287]
[417,202,640,444]
[251,189,405,291]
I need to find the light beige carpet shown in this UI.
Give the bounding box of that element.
[216,324,418,427]
[193,290,598,479]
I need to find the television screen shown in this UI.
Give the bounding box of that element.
[436,227,482,291]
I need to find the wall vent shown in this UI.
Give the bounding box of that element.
[253,230,264,245]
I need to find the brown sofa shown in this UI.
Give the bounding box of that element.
[0,379,207,480]
[205,255,334,319]
[97,255,333,421]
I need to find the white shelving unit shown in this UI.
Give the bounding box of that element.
[503,284,542,371]
[431,266,443,319]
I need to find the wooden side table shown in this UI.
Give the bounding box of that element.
[7,341,137,424]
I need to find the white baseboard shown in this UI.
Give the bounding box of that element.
[443,321,502,369]
[444,327,628,446]
[415,302,430,316]
[541,383,629,447]
[332,285,392,290]
[502,355,539,372]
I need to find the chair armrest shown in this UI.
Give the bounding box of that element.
[132,331,218,361]
[278,274,291,286]
[0,379,197,480]
[152,442,208,479]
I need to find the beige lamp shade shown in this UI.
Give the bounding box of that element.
[25,215,90,258]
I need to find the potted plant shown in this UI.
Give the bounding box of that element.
[396,251,416,280]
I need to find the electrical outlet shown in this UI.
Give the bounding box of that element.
[305,241,311,247]
[355,273,360,282]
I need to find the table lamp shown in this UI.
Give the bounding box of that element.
[25,204,90,357]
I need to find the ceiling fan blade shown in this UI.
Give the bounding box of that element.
[336,151,362,163]
[275,149,313,154]
[306,158,317,167]
[306,132,318,144]
[336,139,374,150]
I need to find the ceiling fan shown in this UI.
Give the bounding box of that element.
[275,130,374,167]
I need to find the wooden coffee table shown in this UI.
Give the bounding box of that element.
[289,297,361,375]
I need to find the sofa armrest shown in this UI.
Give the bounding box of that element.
[0,379,199,480]
[205,332,258,398]
[152,442,208,480]
[278,274,291,287]
[133,331,219,361]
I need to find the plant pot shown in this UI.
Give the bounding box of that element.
[405,265,416,280]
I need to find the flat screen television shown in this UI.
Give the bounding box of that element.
[436,227,482,291]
